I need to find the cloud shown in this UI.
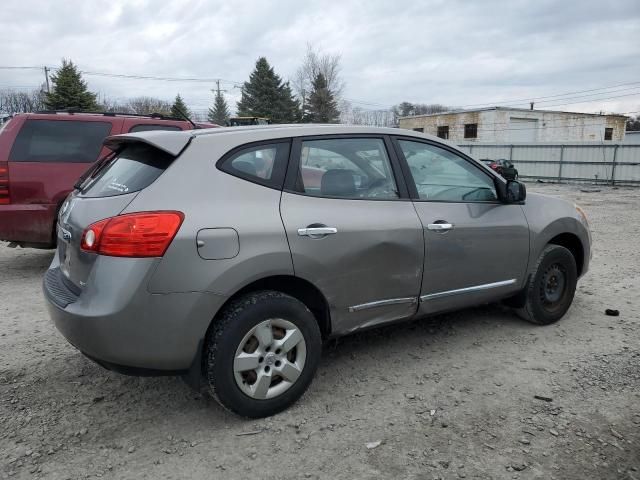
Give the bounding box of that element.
[1,0,639,116]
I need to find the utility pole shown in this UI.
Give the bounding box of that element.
[43,66,50,93]
[215,80,227,97]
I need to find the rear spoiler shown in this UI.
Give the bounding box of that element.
[103,130,194,156]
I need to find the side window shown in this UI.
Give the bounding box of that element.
[9,120,112,163]
[296,138,398,199]
[397,140,497,202]
[129,124,182,133]
[218,142,289,189]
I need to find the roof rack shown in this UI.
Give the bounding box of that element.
[33,109,185,121]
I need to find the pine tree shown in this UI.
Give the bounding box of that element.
[208,89,230,125]
[44,59,98,111]
[304,73,339,123]
[236,57,300,123]
[170,94,190,118]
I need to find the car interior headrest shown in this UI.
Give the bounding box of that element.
[320,169,356,197]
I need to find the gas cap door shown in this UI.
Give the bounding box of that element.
[196,228,240,260]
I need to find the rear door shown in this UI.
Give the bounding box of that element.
[393,137,530,315]
[57,142,177,291]
[280,136,424,335]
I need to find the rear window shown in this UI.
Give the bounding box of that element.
[129,124,182,133]
[80,143,174,197]
[8,119,112,163]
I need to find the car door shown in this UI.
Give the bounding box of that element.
[280,136,424,335]
[393,137,530,315]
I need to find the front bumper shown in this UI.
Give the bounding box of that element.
[43,253,227,373]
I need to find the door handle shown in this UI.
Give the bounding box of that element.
[297,227,338,237]
[427,222,453,232]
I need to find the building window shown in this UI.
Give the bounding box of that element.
[437,126,449,139]
[464,123,478,139]
[412,127,424,133]
[604,128,613,141]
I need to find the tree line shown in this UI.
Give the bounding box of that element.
[4,56,638,130]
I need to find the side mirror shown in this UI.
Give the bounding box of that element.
[506,180,526,203]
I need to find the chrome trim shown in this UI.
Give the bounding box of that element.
[297,227,338,237]
[348,297,418,313]
[427,223,453,231]
[420,279,517,302]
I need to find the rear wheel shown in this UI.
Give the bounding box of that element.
[516,244,577,325]
[205,290,322,418]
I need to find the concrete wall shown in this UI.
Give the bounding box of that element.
[399,109,627,143]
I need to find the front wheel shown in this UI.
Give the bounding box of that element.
[205,291,322,418]
[516,244,577,325]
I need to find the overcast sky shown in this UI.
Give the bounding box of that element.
[1,0,639,118]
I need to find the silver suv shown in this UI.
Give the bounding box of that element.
[43,125,591,417]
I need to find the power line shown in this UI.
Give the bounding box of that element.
[77,69,243,86]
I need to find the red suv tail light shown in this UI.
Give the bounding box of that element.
[0,161,10,204]
[81,211,184,257]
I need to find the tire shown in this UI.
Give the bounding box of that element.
[205,290,322,418]
[516,244,577,325]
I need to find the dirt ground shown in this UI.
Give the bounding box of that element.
[1,184,638,480]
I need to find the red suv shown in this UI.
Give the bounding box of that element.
[0,112,216,247]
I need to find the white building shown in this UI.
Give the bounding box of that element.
[399,107,627,143]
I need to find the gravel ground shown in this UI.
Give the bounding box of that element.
[1,184,639,480]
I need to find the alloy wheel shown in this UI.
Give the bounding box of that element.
[233,319,307,400]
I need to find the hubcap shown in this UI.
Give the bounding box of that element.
[540,263,567,307]
[233,319,306,400]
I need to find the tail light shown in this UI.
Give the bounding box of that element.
[81,211,184,257]
[0,161,9,204]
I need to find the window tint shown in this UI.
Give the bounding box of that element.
[297,138,398,199]
[129,124,182,133]
[398,140,497,202]
[218,142,289,188]
[9,120,111,163]
[79,143,174,198]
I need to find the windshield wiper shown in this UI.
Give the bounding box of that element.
[74,151,117,192]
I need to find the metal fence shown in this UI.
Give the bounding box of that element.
[457,142,640,186]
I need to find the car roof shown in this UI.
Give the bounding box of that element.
[104,124,464,157]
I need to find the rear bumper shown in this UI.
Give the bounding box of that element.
[0,203,57,245]
[43,253,227,373]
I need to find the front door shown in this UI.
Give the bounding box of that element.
[393,138,530,315]
[280,136,424,335]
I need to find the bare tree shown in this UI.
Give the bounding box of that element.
[340,100,397,127]
[125,96,172,116]
[99,96,133,114]
[294,44,345,109]
[0,88,46,114]
[393,102,449,117]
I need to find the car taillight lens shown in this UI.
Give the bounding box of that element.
[81,211,184,257]
[0,161,10,204]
